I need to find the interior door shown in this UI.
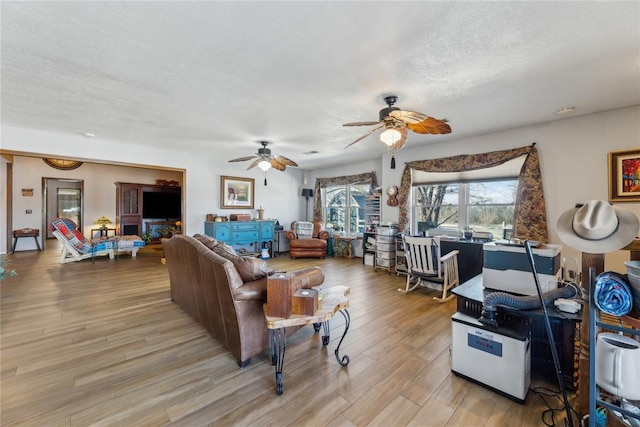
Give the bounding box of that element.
[44,178,84,240]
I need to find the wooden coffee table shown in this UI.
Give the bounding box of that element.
[264,285,351,395]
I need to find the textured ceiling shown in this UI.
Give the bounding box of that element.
[1,1,639,169]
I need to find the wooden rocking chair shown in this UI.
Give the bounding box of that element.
[399,235,460,302]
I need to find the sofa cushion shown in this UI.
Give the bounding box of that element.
[293,221,314,239]
[117,235,145,248]
[193,234,236,254]
[226,254,273,282]
[193,233,216,246]
[193,234,272,282]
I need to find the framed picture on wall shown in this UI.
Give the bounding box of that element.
[221,176,255,209]
[609,149,640,202]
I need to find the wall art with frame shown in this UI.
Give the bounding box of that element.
[221,176,255,209]
[609,149,640,202]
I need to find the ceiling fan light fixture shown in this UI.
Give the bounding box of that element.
[380,127,402,146]
[258,160,272,171]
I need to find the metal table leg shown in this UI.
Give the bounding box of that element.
[322,321,331,345]
[335,309,351,366]
[270,327,286,395]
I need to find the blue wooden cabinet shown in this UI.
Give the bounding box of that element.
[204,220,274,254]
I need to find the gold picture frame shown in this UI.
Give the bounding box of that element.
[221,176,255,209]
[609,149,640,202]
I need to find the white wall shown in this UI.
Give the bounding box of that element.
[0,126,306,253]
[1,157,8,252]
[312,106,640,272]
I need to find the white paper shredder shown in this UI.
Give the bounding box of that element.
[451,312,531,402]
[482,242,562,295]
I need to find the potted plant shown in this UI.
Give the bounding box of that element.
[0,255,17,281]
[141,231,153,245]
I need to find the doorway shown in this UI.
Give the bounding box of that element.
[43,178,84,245]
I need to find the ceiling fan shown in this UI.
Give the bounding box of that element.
[343,95,451,167]
[228,141,298,171]
[228,141,298,185]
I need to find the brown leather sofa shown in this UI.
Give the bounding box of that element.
[162,234,324,367]
[286,221,329,258]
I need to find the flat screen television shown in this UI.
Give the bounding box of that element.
[142,191,181,219]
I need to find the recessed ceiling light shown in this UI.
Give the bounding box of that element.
[82,132,95,138]
[556,107,575,115]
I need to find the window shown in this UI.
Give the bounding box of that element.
[413,179,518,237]
[323,184,370,234]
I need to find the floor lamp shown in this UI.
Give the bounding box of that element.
[301,189,313,221]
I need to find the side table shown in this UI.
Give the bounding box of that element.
[333,235,362,259]
[273,229,288,256]
[90,227,117,238]
[12,228,41,252]
[264,285,351,395]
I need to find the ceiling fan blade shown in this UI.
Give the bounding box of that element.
[344,123,385,148]
[269,158,287,171]
[343,121,381,127]
[273,155,298,167]
[246,158,262,170]
[228,155,257,162]
[407,117,452,135]
[389,110,428,124]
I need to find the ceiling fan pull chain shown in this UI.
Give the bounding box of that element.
[264,173,268,186]
[391,154,396,169]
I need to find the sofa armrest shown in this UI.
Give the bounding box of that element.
[233,277,268,301]
[292,266,325,289]
[317,230,330,240]
[285,230,298,240]
[232,267,324,302]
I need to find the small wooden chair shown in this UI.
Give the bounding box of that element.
[399,235,460,302]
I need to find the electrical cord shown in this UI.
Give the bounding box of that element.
[524,241,576,427]
[530,385,580,426]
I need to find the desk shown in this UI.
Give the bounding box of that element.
[333,235,361,259]
[12,228,41,252]
[440,239,484,284]
[264,285,351,395]
[453,275,580,389]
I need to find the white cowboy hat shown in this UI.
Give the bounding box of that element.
[556,200,639,254]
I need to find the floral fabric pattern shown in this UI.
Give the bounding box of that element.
[398,145,548,242]
[312,171,377,222]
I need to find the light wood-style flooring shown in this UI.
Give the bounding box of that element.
[1,242,574,426]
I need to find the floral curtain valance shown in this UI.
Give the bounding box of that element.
[312,171,377,221]
[398,144,548,242]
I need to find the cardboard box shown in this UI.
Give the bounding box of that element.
[482,242,562,295]
[230,214,251,221]
[364,253,375,266]
[291,288,318,315]
[267,273,299,318]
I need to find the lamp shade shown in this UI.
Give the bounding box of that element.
[301,188,314,198]
[95,216,112,226]
[258,160,272,171]
[380,127,402,146]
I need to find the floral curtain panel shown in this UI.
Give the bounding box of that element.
[398,144,548,242]
[313,171,377,221]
